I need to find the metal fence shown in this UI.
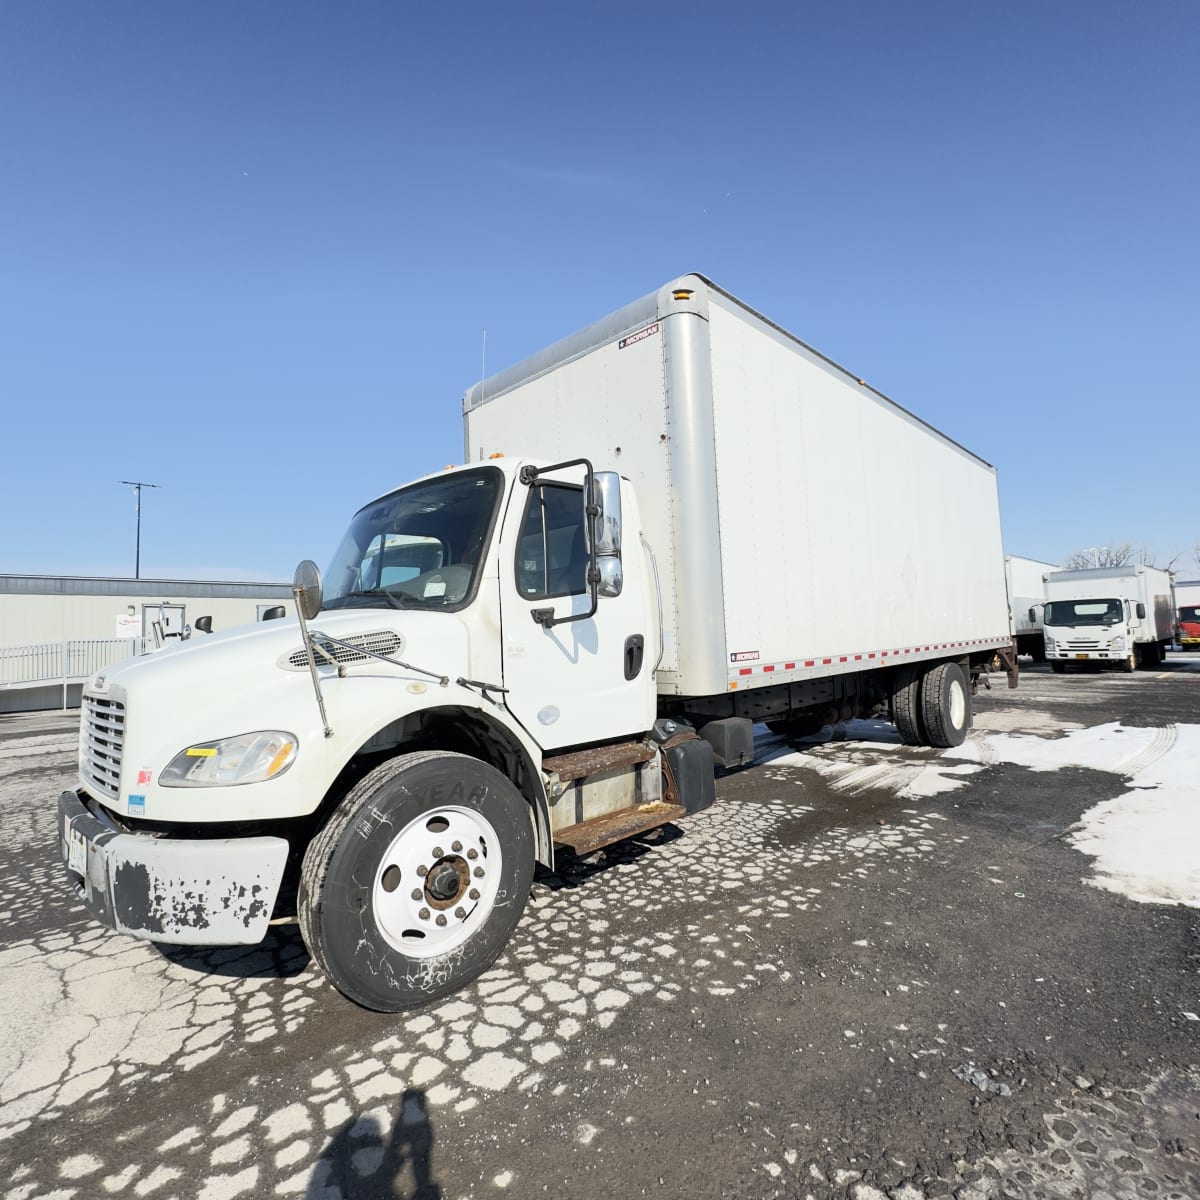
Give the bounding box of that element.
[0,639,143,689]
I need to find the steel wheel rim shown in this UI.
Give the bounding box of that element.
[949,677,967,729]
[371,805,502,958]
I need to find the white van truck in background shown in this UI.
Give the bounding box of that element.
[1042,565,1176,672]
[1005,555,1058,661]
[58,274,1016,1012]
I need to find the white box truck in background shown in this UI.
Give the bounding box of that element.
[1005,556,1058,661]
[1042,565,1176,672]
[58,274,1016,1012]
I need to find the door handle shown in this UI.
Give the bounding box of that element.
[624,635,645,681]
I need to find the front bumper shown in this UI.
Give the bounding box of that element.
[58,789,290,946]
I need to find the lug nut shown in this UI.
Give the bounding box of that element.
[418,908,430,920]
[451,840,462,852]
[432,846,444,858]
[417,865,428,877]
[469,888,480,901]
[411,889,422,901]
[473,866,484,878]
[435,914,447,927]
[454,907,466,919]
[467,849,478,860]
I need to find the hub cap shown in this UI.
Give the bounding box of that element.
[371,806,501,958]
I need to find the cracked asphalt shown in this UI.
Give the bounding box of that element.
[0,658,1197,1200]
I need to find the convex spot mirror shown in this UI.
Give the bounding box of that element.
[194,615,213,634]
[261,606,286,622]
[293,560,323,621]
[590,472,623,597]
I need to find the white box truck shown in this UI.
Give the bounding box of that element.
[58,274,1015,1011]
[1042,565,1176,672]
[1005,556,1058,661]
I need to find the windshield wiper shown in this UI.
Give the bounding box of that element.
[325,589,407,611]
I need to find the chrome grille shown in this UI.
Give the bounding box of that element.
[1064,638,1102,649]
[285,630,405,670]
[82,692,125,801]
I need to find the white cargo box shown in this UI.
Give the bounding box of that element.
[464,275,1012,698]
[1006,555,1059,637]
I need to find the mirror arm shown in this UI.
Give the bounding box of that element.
[293,583,334,738]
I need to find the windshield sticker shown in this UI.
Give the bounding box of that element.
[730,651,760,663]
[619,322,659,350]
[423,580,447,598]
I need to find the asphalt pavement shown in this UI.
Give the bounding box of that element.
[0,658,1197,1200]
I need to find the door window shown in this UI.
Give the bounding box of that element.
[516,485,589,599]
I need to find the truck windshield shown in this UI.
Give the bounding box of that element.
[1043,598,1123,627]
[1180,606,1200,623]
[322,467,503,611]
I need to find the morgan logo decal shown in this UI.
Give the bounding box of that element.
[619,322,659,350]
[730,651,760,663]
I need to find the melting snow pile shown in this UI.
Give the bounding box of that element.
[761,720,1200,909]
[954,722,1200,909]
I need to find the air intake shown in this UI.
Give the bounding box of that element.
[284,630,406,670]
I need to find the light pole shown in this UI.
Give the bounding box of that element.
[120,480,160,579]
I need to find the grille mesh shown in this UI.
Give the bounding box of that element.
[286,630,405,669]
[82,693,125,802]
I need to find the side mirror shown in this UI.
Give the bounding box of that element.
[194,615,213,634]
[293,560,323,621]
[1136,602,1146,620]
[261,606,286,622]
[591,472,623,598]
[1028,607,1037,624]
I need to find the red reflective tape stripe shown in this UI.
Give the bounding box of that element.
[823,658,832,665]
[805,660,815,667]
[763,664,775,672]
[739,668,752,676]
[785,662,795,670]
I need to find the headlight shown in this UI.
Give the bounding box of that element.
[1111,636,1126,652]
[160,731,298,788]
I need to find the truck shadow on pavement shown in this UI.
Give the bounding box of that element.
[536,822,686,892]
[306,1088,443,1199]
[155,925,311,979]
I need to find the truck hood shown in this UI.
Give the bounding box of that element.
[84,610,476,823]
[93,609,470,695]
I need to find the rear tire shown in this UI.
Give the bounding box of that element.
[299,751,534,1012]
[920,662,971,748]
[891,664,926,746]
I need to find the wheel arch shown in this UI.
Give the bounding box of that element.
[317,704,553,868]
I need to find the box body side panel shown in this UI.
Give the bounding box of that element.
[705,299,1011,681]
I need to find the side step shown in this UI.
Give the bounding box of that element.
[553,802,686,857]
[542,740,656,785]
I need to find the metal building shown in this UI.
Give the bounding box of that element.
[0,575,292,712]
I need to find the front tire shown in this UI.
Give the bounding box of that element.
[299,751,534,1012]
[920,662,971,748]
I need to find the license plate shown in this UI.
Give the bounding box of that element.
[63,814,87,875]
[1075,654,1089,660]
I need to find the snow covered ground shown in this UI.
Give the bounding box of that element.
[759,716,1200,909]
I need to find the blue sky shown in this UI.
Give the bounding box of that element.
[1,2,1196,581]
